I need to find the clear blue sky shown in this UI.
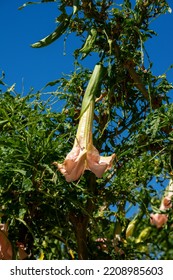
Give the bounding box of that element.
[0,0,173,96]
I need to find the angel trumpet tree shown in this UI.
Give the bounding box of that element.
[54,64,115,182]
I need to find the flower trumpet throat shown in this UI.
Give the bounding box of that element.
[54,64,115,182]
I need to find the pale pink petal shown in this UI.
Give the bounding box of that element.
[0,230,13,260]
[150,213,168,228]
[99,154,116,169]
[86,144,115,178]
[57,148,87,182]
[62,146,81,174]
[162,196,172,209]
[0,224,8,234]
[150,196,172,228]
[66,146,81,160]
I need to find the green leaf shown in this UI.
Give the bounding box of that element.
[45,79,60,87]
[10,169,26,176]
[79,28,97,59]
[31,14,72,48]
[42,0,55,2]
[22,178,33,192]
[18,1,40,10]
[19,208,27,219]
[0,80,5,85]
[0,120,8,125]
[73,0,79,15]
[152,206,167,214]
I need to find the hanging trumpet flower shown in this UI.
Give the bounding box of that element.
[53,64,115,182]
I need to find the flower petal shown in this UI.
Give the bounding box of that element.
[57,147,87,182]
[162,196,172,209]
[150,196,172,229]
[86,144,115,178]
[99,154,116,169]
[150,213,168,228]
[0,230,13,260]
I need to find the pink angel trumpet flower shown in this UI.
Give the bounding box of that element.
[54,99,115,182]
[53,64,116,182]
[150,179,173,228]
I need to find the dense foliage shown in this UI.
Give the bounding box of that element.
[0,0,173,259]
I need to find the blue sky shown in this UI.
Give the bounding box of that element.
[0,0,173,96]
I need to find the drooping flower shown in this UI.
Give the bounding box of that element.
[150,179,173,228]
[53,64,115,182]
[150,212,168,229]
